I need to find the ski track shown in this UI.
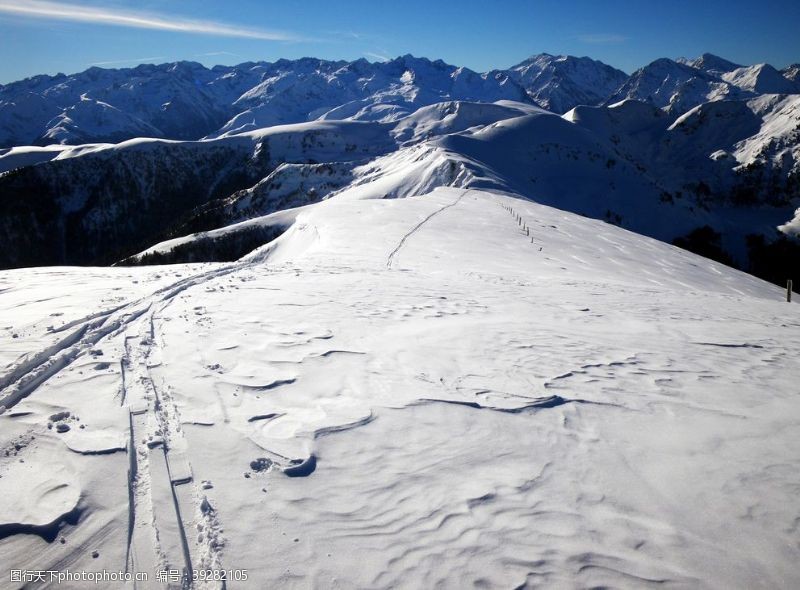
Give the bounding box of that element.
[0,263,246,588]
[0,262,246,412]
[386,189,469,269]
[121,306,226,588]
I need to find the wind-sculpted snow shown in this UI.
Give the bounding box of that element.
[1,188,797,588]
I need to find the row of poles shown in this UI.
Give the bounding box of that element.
[500,201,794,304]
[501,203,542,251]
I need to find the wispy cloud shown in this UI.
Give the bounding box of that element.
[89,55,167,66]
[576,33,628,45]
[0,0,303,41]
[364,51,390,63]
[196,51,245,59]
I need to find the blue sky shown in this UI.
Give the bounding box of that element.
[0,0,798,83]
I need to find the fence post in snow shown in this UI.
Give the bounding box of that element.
[788,280,793,303]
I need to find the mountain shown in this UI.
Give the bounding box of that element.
[721,63,800,94]
[214,55,531,137]
[40,95,163,144]
[610,56,799,116]
[1,185,798,588]
[0,52,798,284]
[677,52,742,75]
[606,58,744,113]
[2,53,797,150]
[0,52,626,147]
[506,53,629,113]
[0,56,531,148]
[0,62,234,145]
[0,120,395,267]
[1,91,798,284]
[783,63,800,82]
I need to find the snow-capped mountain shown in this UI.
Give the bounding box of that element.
[609,55,799,115]
[2,94,797,287]
[0,62,234,145]
[676,52,742,76]
[40,95,163,145]
[507,53,629,113]
[0,52,798,285]
[0,56,532,147]
[783,63,800,82]
[213,55,531,137]
[2,52,798,150]
[722,63,800,94]
[606,58,743,114]
[0,119,396,268]
[0,53,622,147]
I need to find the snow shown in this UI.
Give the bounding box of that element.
[1,186,798,588]
[779,207,800,236]
[0,142,116,174]
[677,53,743,76]
[607,58,745,115]
[0,145,70,174]
[2,53,797,152]
[4,90,797,272]
[507,53,629,114]
[722,64,799,95]
[390,100,540,145]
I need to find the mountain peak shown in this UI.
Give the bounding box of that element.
[505,54,628,113]
[678,53,743,74]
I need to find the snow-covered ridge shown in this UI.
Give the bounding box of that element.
[3,51,797,148]
[1,89,798,286]
[1,186,798,587]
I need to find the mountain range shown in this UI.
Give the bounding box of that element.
[2,52,798,148]
[0,52,798,287]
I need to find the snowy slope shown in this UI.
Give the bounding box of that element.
[2,91,798,278]
[507,53,629,113]
[677,52,742,76]
[0,144,106,174]
[0,119,396,268]
[722,64,800,94]
[1,187,798,589]
[435,110,702,240]
[2,52,798,149]
[40,96,164,145]
[212,55,530,137]
[0,57,531,147]
[783,64,800,83]
[607,58,745,114]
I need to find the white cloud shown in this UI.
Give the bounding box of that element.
[89,55,167,66]
[364,52,390,62]
[576,33,628,45]
[0,0,302,41]
[196,51,244,58]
